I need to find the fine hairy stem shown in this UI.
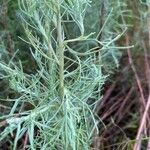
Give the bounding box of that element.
[57,2,65,100]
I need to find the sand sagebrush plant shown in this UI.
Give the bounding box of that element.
[0,0,129,149]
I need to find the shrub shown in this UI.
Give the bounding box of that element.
[0,0,128,149]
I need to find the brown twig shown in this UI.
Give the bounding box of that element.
[23,132,28,150]
[0,120,7,128]
[126,33,150,150]
[101,97,124,120]
[117,87,134,122]
[126,34,146,108]
[143,41,150,92]
[96,81,117,113]
[125,33,147,150]
[134,95,150,150]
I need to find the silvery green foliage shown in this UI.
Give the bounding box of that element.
[0,0,128,149]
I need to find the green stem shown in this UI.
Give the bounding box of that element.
[57,3,64,100]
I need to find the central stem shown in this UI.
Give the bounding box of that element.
[57,4,64,100]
